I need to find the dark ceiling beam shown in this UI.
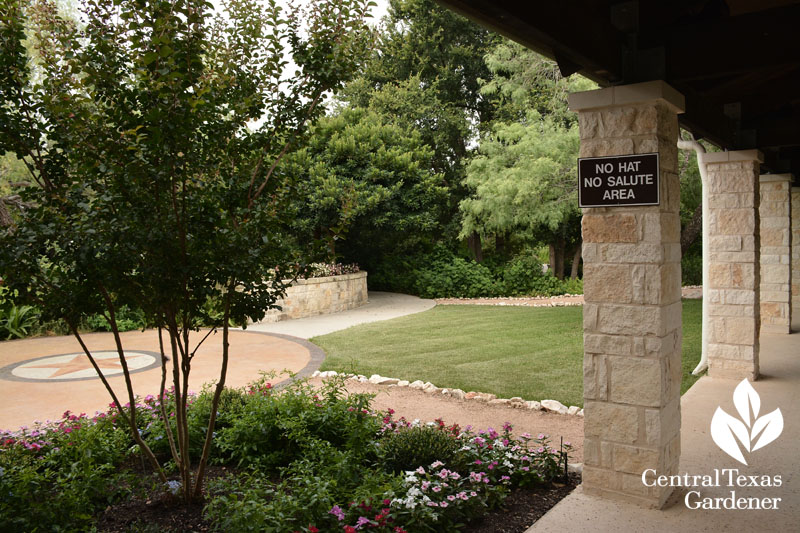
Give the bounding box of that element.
[434,0,625,84]
[747,114,800,147]
[665,4,800,82]
[673,83,737,148]
[700,65,799,103]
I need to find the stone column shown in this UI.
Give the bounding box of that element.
[701,151,762,379]
[793,187,800,313]
[569,81,683,508]
[759,174,793,333]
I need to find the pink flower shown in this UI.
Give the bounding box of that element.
[446,495,456,501]
[329,505,345,521]
[432,486,442,493]
[439,502,448,508]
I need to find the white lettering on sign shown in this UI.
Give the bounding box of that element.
[602,189,635,200]
[584,177,603,188]
[596,162,614,173]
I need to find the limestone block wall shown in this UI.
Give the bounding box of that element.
[759,175,792,333]
[261,271,368,323]
[702,152,761,379]
[793,188,800,311]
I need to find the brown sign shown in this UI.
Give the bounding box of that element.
[578,153,659,207]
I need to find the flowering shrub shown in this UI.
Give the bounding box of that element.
[1,376,572,532]
[0,411,134,531]
[299,262,361,279]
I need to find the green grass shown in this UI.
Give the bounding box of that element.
[314,299,704,408]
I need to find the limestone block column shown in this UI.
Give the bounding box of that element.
[569,81,683,508]
[759,174,793,333]
[700,151,762,379]
[793,187,800,312]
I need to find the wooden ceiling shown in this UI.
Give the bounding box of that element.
[435,0,800,180]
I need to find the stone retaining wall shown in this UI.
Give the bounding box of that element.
[261,271,368,322]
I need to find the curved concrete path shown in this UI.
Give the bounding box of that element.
[246,291,436,339]
[0,292,434,430]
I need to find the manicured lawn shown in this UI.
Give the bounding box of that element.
[315,299,704,408]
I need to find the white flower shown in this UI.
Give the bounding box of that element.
[164,480,182,495]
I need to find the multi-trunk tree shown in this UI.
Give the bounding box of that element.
[460,43,594,278]
[0,0,373,502]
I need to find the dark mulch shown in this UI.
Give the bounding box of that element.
[96,496,210,532]
[464,474,580,533]
[95,470,579,532]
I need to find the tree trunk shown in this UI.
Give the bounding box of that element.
[495,234,506,256]
[681,203,703,255]
[570,241,582,279]
[549,239,566,279]
[468,231,483,263]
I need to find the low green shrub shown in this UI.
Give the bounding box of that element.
[377,425,465,474]
[682,249,703,286]
[413,256,500,298]
[85,305,147,332]
[0,286,39,339]
[215,376,381,471]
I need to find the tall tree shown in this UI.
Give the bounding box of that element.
[339,0,501,258]
[0,0,372,501]
[461,43,594,277]
[288,108,446,263]
[460,111,581,278]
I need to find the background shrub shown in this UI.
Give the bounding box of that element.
[377,425,465,474]
[413,252,501,298]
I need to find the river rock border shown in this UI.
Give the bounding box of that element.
[311,370,584,417]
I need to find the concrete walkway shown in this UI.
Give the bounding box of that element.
[528,315,800,532]
[0,292,434,430]
[246,291,436,339]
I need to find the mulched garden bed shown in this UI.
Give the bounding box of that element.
[94,472,580,532]
[464,474,580,533]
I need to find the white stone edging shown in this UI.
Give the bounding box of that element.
[310,370,584,418]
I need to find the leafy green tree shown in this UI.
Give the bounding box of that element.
[459,43,595,278]
[340,0,501,257]
[289,108,447,264]
[0,0,372,501]
[460,111,581,278]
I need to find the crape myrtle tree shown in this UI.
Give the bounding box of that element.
[0,0,373,501]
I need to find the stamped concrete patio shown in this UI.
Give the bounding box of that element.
[0,292,435,430]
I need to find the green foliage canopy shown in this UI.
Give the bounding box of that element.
[460,111,580,244]
[289,108,447,262]
[0,0,373,500]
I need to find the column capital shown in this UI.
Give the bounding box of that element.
[759,173,794,183]
[569,80,685,114]
[700,150,763,164]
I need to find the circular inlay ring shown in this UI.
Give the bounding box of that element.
[0,351,161,382]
